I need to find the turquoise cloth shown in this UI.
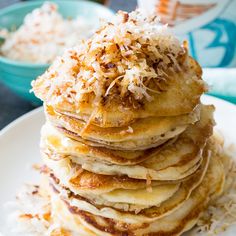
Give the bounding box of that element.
[203,68,236,103]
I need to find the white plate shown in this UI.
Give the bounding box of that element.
[0,95,236,235]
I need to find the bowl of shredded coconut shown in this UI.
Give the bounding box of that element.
[0,1,114,103]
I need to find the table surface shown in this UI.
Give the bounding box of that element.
[0,0,137,130]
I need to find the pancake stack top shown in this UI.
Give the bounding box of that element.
[29,10,230,236]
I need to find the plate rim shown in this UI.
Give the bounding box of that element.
[202,94,236,108]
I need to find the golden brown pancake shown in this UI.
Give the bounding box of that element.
[42,154,181,195]
[41,105,214,180]
[48,145,225,236]
[45,137,221,221]
[41,105,212,166]
[45,104,200,150]
[41,124,176,165]
[48,148,209,218]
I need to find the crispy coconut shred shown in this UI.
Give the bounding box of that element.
[32,10,185,109]
[191,149,236,236]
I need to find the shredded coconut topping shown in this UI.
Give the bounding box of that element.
[5,184,51,236]
[191,149,236,235]
[5,184,76,236]
[32,10,186,109]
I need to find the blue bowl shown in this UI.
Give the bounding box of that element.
[0,0,114,104]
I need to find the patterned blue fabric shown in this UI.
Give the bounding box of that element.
[178,0,236,68]
[188,18,236,67]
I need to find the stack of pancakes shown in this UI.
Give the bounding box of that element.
[31,10,230,236]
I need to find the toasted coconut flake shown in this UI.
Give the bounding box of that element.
[5,184,51,236]
[32,10,185,110]
[191,149,236,235]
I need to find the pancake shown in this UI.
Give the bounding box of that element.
[50,175,181,214]
[41,122,177,165]
[45,104,200,150]
[42,140,212,215]
[48,146,225,236]
[41,105,212,166]
[44,147,202,184]
[48,149,209,220]
[41,105,214,180]
[42,154,182,195]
